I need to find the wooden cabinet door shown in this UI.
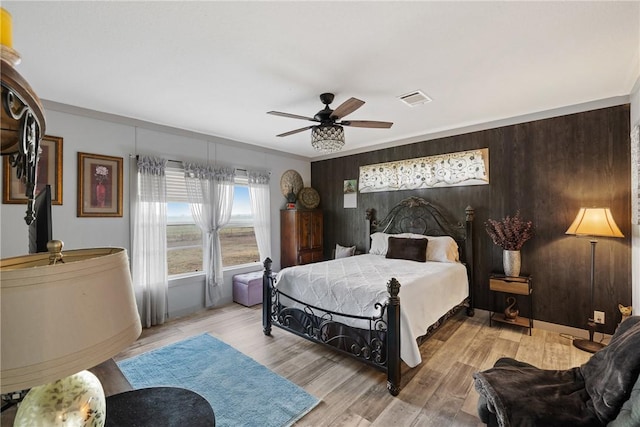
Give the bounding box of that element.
[310,249,324,263]
[297,211,314,250]
[299,249,323,265]
[310,211,323,250]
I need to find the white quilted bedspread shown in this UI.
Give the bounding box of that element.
[275,254,468,367]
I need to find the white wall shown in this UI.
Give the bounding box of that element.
[1,111,135,255]
[0,104,310,318]
[631,82,640,315]
[630,9,640,316]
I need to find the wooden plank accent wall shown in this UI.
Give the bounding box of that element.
[311,105,632,334]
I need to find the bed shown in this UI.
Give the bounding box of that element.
[262,196,475,395]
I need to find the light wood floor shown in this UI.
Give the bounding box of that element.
[114,303,592,427]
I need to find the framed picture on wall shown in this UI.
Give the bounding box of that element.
[77,152,123,217]
[344,179,357,208]
[2,135,63,205]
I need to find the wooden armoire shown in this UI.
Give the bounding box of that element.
[280,209,323,268]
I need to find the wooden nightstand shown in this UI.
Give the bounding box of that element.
[489,274,533,335]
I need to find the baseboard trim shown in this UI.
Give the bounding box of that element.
[474,309,612,342]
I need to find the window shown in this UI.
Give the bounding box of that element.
[167,201,203,275]
[220,183,260,267]
[165,166,260,276]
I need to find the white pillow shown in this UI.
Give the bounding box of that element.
[335,243,356,259]
[425,235,459,263]
[369,232,391,255]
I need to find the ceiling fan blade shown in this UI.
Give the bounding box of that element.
[267,111,318,122]
[330,97,365,120]
[276,126,314,137]
[341,120,393,129]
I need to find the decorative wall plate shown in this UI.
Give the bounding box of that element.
[279,170,303,198]
[298,187,320,209]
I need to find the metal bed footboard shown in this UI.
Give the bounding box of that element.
[262,258,402,395]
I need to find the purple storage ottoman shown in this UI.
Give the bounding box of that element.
[233,271,264,306]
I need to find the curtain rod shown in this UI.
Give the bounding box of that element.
[130,154,269,175]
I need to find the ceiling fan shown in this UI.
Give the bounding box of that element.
[267,93,393,153]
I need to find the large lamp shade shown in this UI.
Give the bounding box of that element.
[565,207,624,238]
[1,247,142,394]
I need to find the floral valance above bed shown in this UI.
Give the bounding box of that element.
[358,148,489,193]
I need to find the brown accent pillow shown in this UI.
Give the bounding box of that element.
[385,237,428,262]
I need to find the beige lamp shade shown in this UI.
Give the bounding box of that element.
[566,207,624,238]
[1,247,142,393]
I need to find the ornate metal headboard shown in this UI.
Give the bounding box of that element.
[370,197,466,240]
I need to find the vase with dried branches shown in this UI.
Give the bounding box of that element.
[485,211,534,277]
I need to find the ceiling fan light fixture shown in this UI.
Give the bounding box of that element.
[311,125,345,153]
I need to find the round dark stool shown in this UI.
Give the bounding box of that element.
[105,386,215,427]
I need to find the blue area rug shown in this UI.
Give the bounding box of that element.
[117,334,319,427]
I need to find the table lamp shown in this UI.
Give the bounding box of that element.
[566,207,624,353]
[1,241,142,426]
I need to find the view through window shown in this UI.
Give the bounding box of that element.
[166,183,260,276]
[167,202,202,275]
[220,185,260,267]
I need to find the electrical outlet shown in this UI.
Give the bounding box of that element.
[594,310,605,324]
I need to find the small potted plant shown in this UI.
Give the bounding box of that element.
[485,211,534,277]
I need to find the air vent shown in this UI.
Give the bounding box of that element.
[398,90,432,107]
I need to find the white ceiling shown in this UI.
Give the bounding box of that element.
[4,1,639,160]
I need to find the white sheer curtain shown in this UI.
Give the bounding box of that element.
[132,156,168,328]
[248,170,271,262]
[183,163,236,307]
